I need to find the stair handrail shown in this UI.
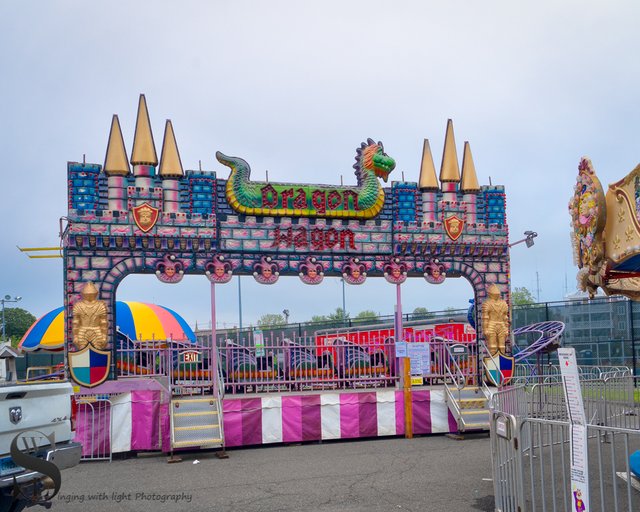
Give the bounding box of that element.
[443,342,468,421]
[443,342,467,389]
[214,343,225,401]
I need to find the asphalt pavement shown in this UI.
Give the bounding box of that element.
[48,434,494,512]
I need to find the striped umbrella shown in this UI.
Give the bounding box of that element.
[19,301,196,352]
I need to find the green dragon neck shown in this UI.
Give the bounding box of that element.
[217,151,384,219]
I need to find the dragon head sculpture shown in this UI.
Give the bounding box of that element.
[354,138,396,183]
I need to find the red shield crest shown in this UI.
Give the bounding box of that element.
[132,203,159,233]
[444,214,465,241]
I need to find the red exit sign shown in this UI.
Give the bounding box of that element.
[180,350,200,364]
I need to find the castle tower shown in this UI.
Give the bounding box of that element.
[103,114,130,211]
[158,120,184,213]
[130,94,158,204]
[461,141,480,226]
[418,139,438,224]
[439,119,460,205]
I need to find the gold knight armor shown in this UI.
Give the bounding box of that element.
[482,284,509,356]
[72,282,108,350]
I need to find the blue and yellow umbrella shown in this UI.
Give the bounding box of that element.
[19,301,196,352]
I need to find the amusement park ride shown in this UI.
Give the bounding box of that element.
[20,94,574,455]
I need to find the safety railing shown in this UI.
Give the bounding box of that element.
[490,374,640,511]
[114,330,485,395]
[220,334,397,394]
[74,397,113,462]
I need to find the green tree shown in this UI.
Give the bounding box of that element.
[411,307,433,321]
[355,309,380,320]
[511,286,536,306]
[3,307,36,347]
[327,308,349,322]
[310,314,328,323]
[256,313,286,328]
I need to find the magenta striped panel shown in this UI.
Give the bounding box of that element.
[131,391,160,450]
[301,395,322,441]
[339,393,361,438]
[241,398,263,446]
[411,390,432,434]
[358,392,378,438]
[394,391,405,435]
[222,399,245,447]
[282,396,303,442]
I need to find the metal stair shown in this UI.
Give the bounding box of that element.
[170,397,224,449]
[446,385,491,432]
[443,343,491,434]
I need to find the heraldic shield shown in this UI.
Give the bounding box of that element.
[69,345,111,388]
[132,202,159,233]
[444,214,465,241]
[483,353,515,386]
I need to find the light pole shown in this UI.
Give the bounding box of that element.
[341,278,346,317]
[238,276,243,331]
[509,230,538,248]
[1,295,22,343]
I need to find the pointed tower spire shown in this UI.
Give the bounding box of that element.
[439,119,460,183]
[104,115,130,176]
[130,94,158,166]
[461,142,480,192]
[418,139,438,190]
[158,120,184,177]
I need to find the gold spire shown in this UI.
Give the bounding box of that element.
[130,94,158,166]
[439,119,460,183]
[158,120,184,178]
[418,139,439,190]
[461,141,480,192]
[104,115,130,176]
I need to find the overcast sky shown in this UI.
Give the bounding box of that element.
[2,1,640,329]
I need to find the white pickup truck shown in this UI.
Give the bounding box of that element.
[0,381,82,511]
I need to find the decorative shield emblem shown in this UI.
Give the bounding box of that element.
[483,352,515,386]
[69,345,112,388]
[444,214,465,241]
[132,202,159,233]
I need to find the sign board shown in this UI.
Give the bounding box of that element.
[395,341,407,358]
[558,348,590,512]
[407,342,431,378]
[254,329,265,357]
[449,343,467,355]
[180,350,200,364]
[495,415,510,439]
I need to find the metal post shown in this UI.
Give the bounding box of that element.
[341,278,346,326]
[1,299,5,341]
[237,276,243,331]
[628,299,637,378]
[210,281,218,398]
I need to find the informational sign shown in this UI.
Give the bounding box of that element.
[395,341,407,358]
[407,342,431,378]
[254,329,265,357]
[558,348,590,512]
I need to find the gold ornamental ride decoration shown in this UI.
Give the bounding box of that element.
[72,282,108,350]
[482,284,509,356]
[570,157,640,300]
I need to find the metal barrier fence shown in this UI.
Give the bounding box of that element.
[74,397,113,462]
[490,376,640,511]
